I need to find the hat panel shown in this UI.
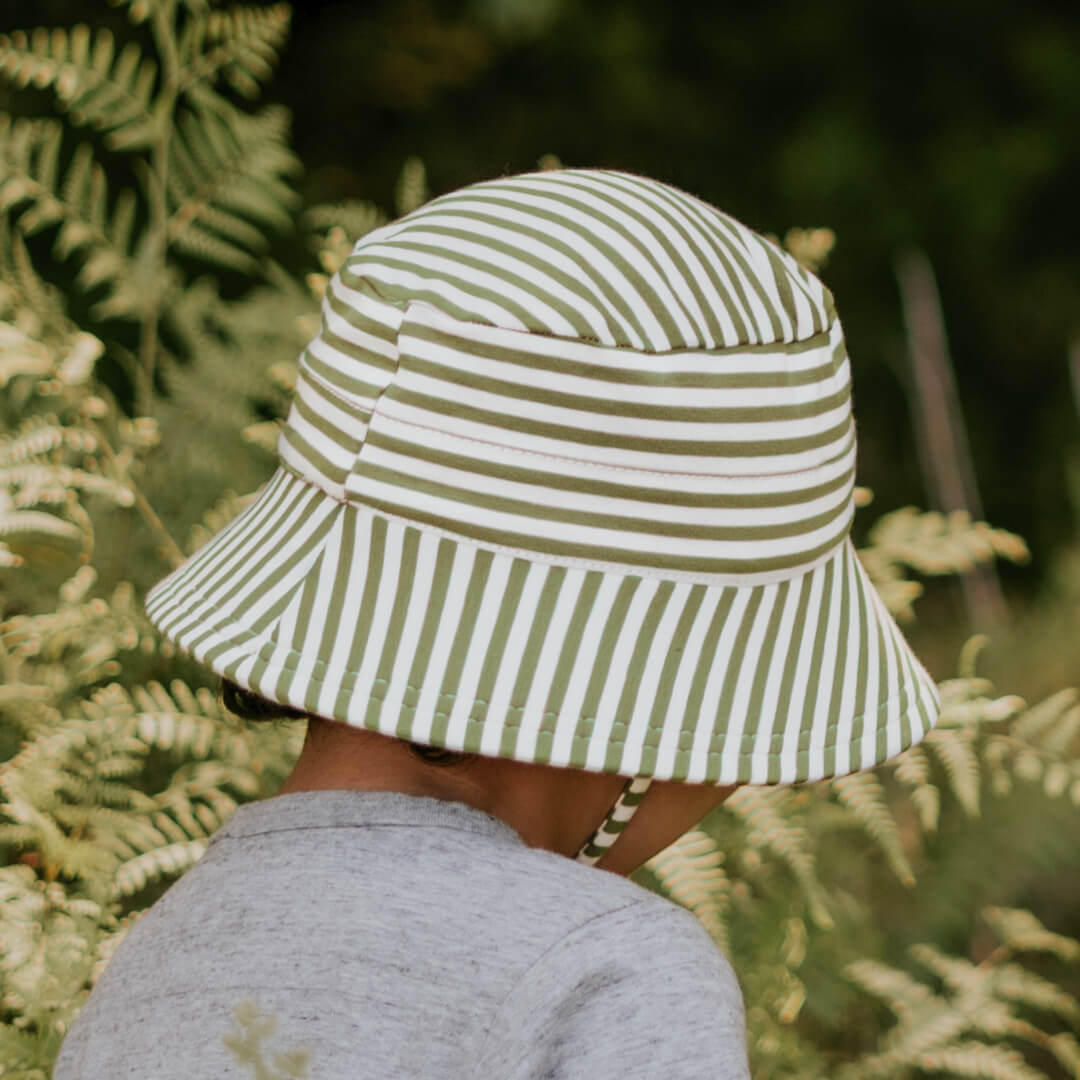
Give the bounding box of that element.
[344,169,831,352]
[336,304,856,580]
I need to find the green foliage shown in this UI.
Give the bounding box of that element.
[0,5,1078,1079]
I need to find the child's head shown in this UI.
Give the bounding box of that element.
[146,168,938,862]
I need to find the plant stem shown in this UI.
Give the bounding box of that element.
[88,419,185,569]
[137,1,183,419]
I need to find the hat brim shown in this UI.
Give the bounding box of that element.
[146,465,939,785]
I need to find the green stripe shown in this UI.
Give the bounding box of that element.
[384,383,853,457]
[365,526,420,731]
[463,557,531,752]
[500,565,567,760]
[570,577,641,768]
[673,590,736,781]
[706,591,763,780]
[768,573,814,780]
[334,514,387,709]
[352,458,852,544]
[738,580,790,782]
[366,428,855,509]
[406,318,835,384]
[350,487,850,575]
[398,352,850,424]
[396,199,652,346]
[399,536,457,739]
[428,549,494,748]
[638,585,706,776]
[604,582,675,772]
[534,571,603,765]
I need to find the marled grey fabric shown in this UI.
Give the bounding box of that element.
[55,790,750,1079]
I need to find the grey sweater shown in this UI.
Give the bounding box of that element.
[55,790,750,1079]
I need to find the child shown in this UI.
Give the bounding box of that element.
[55,168,939,1078]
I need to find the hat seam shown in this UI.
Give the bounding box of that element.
[350,276,837,356]
[252,461,850,587]
[361,410,857,483]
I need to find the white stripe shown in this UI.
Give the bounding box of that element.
[537,174,712,345]
[831,550,863,777]
[653,589,723,778]
[360,438,853,530]
[480,561,549,758]
[559,172,732,346]
[407,542,478,746]
[374,223,616,342]
[777,565,827,783]
[368,410,856,496]
[584,578,661,772]
[718,587,779,781]
[361,242,583,337]
[352,260,532,333]
[548,573,624,768]
[345,519,406,724]
[375,530,441,738]
[807,552,846,780]
[402,329,850,410]
[749,580,801,783]
[285,514,346,707]
[618,582,692,776]
[407,300,839,374]
[441,555,515,751]
[347,473,854,568]
[401,190,643,349]
[688,589,753,782]
[379,377,853,448]
[513,566,585,761]
[448,186,674,350]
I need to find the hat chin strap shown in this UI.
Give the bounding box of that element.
[574,777,653,866]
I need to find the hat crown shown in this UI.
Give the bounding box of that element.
[345,169,834,352]
[279,169,856,585]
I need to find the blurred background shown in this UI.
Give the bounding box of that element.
[7,0,1080,694]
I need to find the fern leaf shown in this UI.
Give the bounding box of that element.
[892,744,940,832]
[992,962,1080,1027]
[983,907,1080,963]
[0,117,141,315]
[914,1041,1045,1080]
[181,4,292,99]
[0,26,157,148]
[924,729,981,817]
[726,787,833,928]
[831,771,916,886]
[113,839,207,897]
[648,829,731,949]
[165,104,299,272]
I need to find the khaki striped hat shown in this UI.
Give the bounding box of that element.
[146,168,939,791]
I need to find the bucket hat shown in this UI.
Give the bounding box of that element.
[146,169,939,825]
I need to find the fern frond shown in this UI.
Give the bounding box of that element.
[892,744,940,832]
[303,200,386,244]
[180,4,291,99]
[924,729,982,817]
[726,787,833,928]
[0,26,157,148]
[983,907,1080,963]
[831,771,916,886]
[0,118,142,316]
[113,839,207,897]
[166,104,299,272]
[647,829,731,949]
[914,1041,1045,1080]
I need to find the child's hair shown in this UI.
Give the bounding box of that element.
[220,680,469,766]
